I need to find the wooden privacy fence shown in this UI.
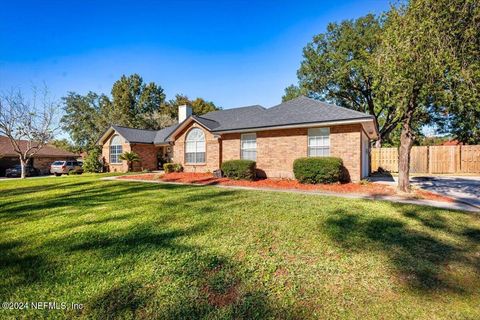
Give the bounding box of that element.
[371,145,480,174]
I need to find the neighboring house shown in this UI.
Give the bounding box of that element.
[441,139,462,146]
[0,136,79,176]
[97,96,378,181]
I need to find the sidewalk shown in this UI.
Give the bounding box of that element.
[101,176,480,213]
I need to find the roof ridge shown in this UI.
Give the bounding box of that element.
[155,123,179,132]
[112,125,159,132]
[203,104,265,115]
[269,96,374,118]
[319,100,375,117]
[268,96,308,109]
[194,114,218,121]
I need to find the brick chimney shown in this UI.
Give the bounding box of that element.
[178,105,192,123]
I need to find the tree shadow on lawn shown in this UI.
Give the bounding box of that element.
[0,180,92,198]
[1,181,301,318]
[71,225,294,319]
[2,221,300,318]
[323,204,480,293]
[84,260,293,320]
[0,240,55,297]
[0,181,233,224]
[0,213,139,295]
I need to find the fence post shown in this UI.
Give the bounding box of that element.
[457,145,462,173]
[427,146,432,174]
[458,145,462,172]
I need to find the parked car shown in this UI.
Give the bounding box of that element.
[50,160,83,176]
[5,165,39,178]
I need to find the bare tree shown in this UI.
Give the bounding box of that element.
[0,88,60,178]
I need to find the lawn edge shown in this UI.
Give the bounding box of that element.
[101,176,480,213]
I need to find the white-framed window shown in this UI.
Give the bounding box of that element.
[185,128,206,163]
[308,127,330,157]
[109,135,123,164]
[241,133,257,161]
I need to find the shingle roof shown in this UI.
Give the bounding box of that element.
[111,125,158,144]
[111,125,179,145]
[107,96,375,143]
[154,124,180,144]
[0,136,78,157]
[197,96,374,132]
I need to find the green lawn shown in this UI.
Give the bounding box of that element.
[1,175,479,319]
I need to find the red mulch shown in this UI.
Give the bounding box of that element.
[117,172,455,203]
[415,189,455,203]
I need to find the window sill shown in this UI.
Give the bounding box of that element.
[185,163,206,166]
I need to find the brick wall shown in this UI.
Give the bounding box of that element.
[222,129,307,178]
[220,124,363,181]
[221,133,241,162]
[130,144,163,171]
[101,132,131,172]
[330,124,362,181]
[99,122,366,179]
[172,121,221,173]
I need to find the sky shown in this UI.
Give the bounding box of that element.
[0,0,391,110]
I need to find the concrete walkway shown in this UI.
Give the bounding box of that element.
[101,176,479,213]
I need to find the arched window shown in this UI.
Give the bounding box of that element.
[110,135,123,164]
[185,128,205,163]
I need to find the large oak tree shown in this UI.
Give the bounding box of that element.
[291,14,402,146]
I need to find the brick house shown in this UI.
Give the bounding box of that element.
[0,136,79,176]
[98,97,378,181]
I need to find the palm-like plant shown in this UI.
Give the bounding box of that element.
[119,151,141,172]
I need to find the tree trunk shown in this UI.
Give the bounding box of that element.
[397,97,416,193]
[20,157,27,179]
[375,138,382,148]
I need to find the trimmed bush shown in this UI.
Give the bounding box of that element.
[293,157,345,184]
[221,160,256,180]
[163,163,183,173]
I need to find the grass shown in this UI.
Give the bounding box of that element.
[0,174,479,319]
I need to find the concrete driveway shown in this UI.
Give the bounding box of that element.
[371,175,480,208]
[411,176,480,208]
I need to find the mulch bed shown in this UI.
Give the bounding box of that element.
[117,172,455,203]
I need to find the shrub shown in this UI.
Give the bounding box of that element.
[163,163,183,173]
[221,160,256,180]
[293,157,345,184]
[82,147,103,173]
[119,151,141,172]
